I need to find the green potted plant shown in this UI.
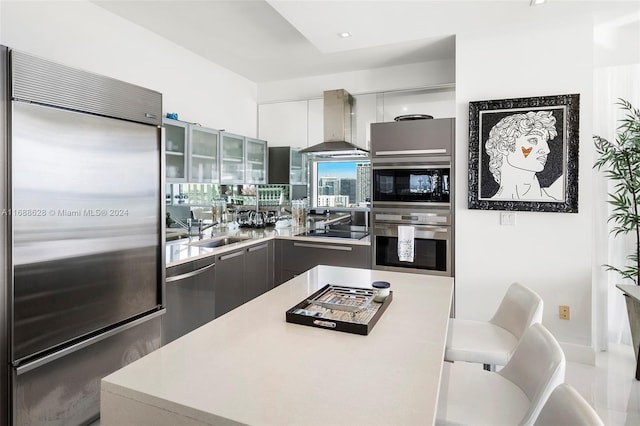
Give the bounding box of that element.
[594,99,640,379]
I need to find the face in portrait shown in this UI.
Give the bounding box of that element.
[481,110,563,201]
[506,132,550,173]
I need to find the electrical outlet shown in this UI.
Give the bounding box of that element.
[500,212,516,226]
[559,305,571,320]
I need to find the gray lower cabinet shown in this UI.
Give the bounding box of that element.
[276,239,371,286]
[214,249,245,317]
[163,256,216,345]
[215,240,274,317]
[244,241,272,301]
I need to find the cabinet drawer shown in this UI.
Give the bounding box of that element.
[281,240,370,275]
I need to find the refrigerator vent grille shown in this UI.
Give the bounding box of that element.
[11,50,162,126]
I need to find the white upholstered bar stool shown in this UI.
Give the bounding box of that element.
[445,282,543,370]
[436,323,565,426]
[534,383,604,426]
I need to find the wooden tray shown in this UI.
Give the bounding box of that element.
[285,284,393,335]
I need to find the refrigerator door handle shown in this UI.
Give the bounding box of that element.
[13,309,165,375]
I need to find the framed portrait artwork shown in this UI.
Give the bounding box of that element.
[468,93,580,213]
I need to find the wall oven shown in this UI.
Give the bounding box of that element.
[372,209,452,277]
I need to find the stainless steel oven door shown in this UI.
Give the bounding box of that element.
[372,223,451,276]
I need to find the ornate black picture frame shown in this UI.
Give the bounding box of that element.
[468,93,579,213]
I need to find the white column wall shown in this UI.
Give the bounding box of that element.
[0,0,258,137]
[455,17,594,353]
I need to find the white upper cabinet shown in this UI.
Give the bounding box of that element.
[258,101,308,149]
[379,87,456,122]
[306,98,323,149]
[352,94,376,151]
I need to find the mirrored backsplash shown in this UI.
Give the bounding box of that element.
[166,183,308,208]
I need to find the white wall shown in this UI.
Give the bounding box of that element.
[455,15,594,351]
[0,0,258,137]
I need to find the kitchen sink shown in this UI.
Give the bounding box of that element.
[188,236,250,248]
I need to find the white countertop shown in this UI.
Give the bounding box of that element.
[101,265,453,426]
[165,226,370,267]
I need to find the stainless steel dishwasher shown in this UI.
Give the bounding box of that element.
[163,256,216,344]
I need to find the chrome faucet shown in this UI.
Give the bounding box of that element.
[172,217,192,235]
[172,217,218,240]
[198,220,218,239]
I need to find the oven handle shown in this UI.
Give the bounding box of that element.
[374,149,447,156]
[372,163,449,170]
[374,225,451,236]
[375,215,450,224]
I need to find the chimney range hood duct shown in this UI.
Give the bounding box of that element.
[300,89,369,157]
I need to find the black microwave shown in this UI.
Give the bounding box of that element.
[372,166,450,204]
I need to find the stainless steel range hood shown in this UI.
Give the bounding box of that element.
[300,89,369,157]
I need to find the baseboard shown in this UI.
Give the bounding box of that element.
[560,341,596,365]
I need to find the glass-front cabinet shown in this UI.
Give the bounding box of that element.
[220,131,245,184]
[164,119,188,183]
[245,137,267,184]
[166,120,268,185]
[290,148,307,185]
[190,126,219,183]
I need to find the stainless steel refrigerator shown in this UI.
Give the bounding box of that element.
[0,46,165,425]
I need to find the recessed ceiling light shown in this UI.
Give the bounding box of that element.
[338,32,352,38]
[530,0,547,5]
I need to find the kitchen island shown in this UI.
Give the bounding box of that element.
[100,265,454,425]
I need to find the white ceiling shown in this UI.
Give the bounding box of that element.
[91,0,640,83]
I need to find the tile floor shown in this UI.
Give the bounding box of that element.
[567,343,640,425]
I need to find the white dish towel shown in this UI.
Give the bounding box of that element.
[397,225,415,263]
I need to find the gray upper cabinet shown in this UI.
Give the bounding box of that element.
[268,147,307,185]
[370,118,455,159]
[164,119,189,183]
[245,137,268,184]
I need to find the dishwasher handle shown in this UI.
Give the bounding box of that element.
[166,262,216,282]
